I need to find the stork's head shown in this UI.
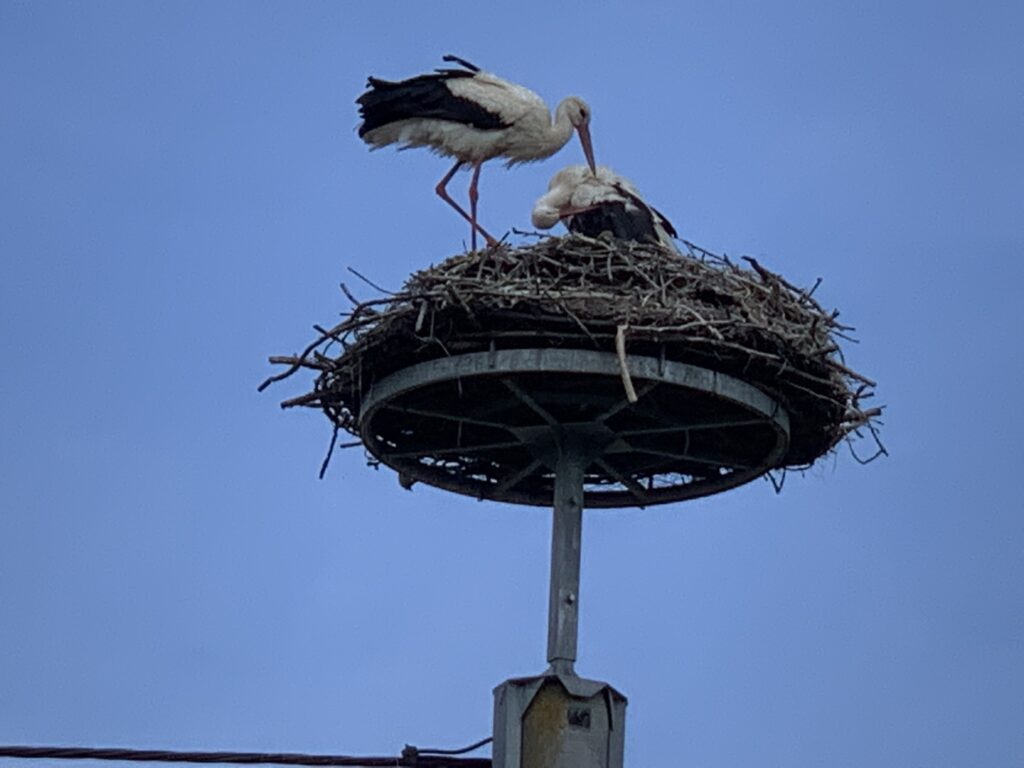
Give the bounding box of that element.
[561,96,597,175]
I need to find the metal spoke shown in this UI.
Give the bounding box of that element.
[489,458,544,497]
[594,458,649,502]
[501,378,559,427]
[385,439,526,460]
[384,404,515,433]
[594,382,657,423]
[630,446,751,471]
[618,417,767,438]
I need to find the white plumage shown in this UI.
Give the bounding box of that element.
[532,165,680,252]
[357,55,597,250]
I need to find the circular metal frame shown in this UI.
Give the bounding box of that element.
[359,348,790,508]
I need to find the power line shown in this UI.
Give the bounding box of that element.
[411,739,492,757]
[0,745,490,767]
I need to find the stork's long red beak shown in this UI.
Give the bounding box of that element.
[577,124,597,174]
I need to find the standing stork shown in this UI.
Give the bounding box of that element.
[532,164,680,253]
[357,55,597,250]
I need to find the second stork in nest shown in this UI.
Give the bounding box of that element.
[532,165,680,252]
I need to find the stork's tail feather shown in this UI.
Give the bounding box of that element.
[356,66,508,139]
[441,54,481,72]
[650,205,679,239]
[356,74,458,137]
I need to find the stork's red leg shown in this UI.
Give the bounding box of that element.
[468,164,479,251]
[467,162,499,251]
[434,160,498,249]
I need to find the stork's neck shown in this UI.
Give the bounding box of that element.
[546,102,577,154]
[505,100,579,165]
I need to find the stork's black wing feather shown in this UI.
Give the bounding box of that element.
[357,68,509,137]
[567,201,660,243]
[567,182,678,245]
[649,204,678,238]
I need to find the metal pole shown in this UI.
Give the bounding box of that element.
[546,442,585,676]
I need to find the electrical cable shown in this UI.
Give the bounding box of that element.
[0,745,490,767]
[406,737,493,756]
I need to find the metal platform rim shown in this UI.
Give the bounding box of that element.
[359,348,790,508]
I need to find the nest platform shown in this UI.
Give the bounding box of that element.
[263,236,882,507]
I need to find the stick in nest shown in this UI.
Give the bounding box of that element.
[616,324,639,403]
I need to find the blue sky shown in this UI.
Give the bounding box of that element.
[1,2,1021,766]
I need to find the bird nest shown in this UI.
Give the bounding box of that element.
[261,236,884,481]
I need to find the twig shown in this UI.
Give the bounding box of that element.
[280,391,328,409]
[616,324,638,403]
[268,355,330,371]
[510,227,553,239]
[347,267,397,295]
[826,358,877,387]
[339,282,360,306]
[257,326,343,392]
[319,423,340,479]
[414,300,429,333]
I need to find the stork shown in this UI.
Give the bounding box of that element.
[532,164,680,253]
[357,55,597,250]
